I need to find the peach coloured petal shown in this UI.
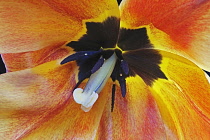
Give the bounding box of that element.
[95,49,210,139]
[0,79,111,139]
[96,77,172,139]
[18,84,110,140]
[0,0,119,53]
[0,60,76,139]
[1,45,71,72]
[120,0,210,71]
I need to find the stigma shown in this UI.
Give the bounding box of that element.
[73,53,117,112]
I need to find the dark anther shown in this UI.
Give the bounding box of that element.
[60,51,101,65]
[91,57,105,74]
[119,75,126,97]
[120,60,129,75]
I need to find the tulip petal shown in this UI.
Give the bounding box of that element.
[0,60,111,139]
[0,60,76,139]
[1,46,71,72]
[0,0,119,53]
[151,50,210,139]
[122,49,168,86]
[19,83,109,139]
[96,49,210,139]
[120,0,210,70]
[96,77,174,139]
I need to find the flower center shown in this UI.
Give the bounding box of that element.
[61,48,129,112]
[60,16,168,112]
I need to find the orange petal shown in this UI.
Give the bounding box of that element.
[96,50,210,139]
[1,45,71,72]
[120,0,210,70]
[0,60,77,139]
[19,83,110,139]
[96,77,174,139]
[0,59,116,139]
[0,63,111,139]
[151,50,210,139]
[0,0,119,53]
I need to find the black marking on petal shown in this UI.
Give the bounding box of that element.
[91,57,104,74]
[115,49,123,60]
[68,41,100,51]
[111,83,116,112]
[61,16,169,105]
[102,50,114,60]
[118,28,152,51]
[123,49,168,86]
[67,17,120,52]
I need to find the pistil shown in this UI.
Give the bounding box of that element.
[73,53,117,112]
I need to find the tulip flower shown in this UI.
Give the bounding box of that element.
[0,0,210,139]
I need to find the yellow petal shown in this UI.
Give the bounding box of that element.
[96,77,172,139]
[151,50,210,139]
[0,0,119,53]
[120,0,210,71]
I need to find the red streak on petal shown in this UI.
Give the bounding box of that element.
[143,93,165,139]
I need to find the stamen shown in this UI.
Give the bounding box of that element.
[111,83,116,112]
[73,53,117,112]
[60,51,101,65]
[91,57,105,74]
[120,60,129,75]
